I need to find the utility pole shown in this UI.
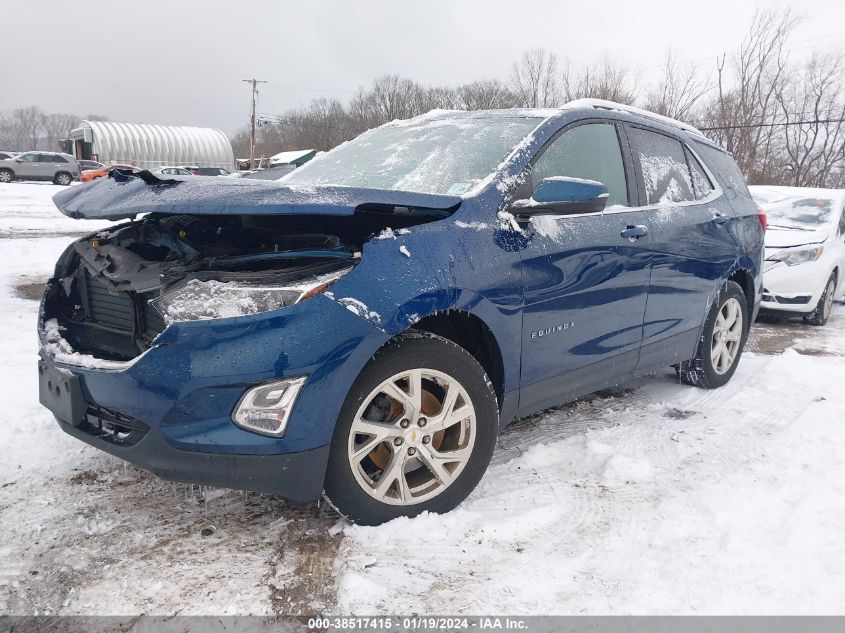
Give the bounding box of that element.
[243,78,267,169]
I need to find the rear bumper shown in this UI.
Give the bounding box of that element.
[56,416,330,502]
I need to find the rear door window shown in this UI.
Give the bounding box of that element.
[627,127,694,205]
[532,122,629,207]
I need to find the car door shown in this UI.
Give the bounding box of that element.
[14,153,40,179]
[624,125,739,372]
[42,154,68,178]
[515,120,652,416]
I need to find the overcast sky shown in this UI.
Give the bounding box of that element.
[2,1,843,135]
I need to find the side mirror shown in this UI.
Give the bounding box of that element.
[512,177,609,218]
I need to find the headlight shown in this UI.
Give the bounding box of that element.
[766,245,824,267]
[151,266,351,323]
[232,377,307,436]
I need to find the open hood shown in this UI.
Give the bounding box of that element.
[52,170,463,220]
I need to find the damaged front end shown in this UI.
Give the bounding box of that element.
[42,214,356,360]
[41,175,460,362]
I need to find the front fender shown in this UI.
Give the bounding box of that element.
[323,213,524,396]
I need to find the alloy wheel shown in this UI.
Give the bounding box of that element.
[348,368,476,506]
[711,297,743,375]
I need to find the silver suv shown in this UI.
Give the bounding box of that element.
[0,152,80,185]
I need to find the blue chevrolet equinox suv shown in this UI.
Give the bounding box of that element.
[38,99,764,525]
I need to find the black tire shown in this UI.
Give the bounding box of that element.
[0,168,13,184]
[54,172,72,186]
[804,273,836,326]
[679,280,749,389]
[324,331,498,525]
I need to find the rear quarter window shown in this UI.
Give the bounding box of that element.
[692,142,751,199]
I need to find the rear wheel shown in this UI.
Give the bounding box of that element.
[324,332,498,525]
[679,280,748,389]
[804,274,836,326]
[54,172,72,186]
[0,169,13,183]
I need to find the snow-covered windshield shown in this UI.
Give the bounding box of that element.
[283,115,543,195]
[755,193,837,231]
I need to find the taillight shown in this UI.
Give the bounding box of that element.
[757,211,767,232]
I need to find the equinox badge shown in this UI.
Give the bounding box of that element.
[531,322,576,339]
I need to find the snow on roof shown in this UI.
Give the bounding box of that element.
[561,98,705,137]
[268,149,317,165]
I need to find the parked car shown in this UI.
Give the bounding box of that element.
[182,166,231,176]
[77,160,105,171]
[751,185,845,325]
[0,151,18,161]
[80,164,139,182]
[241,164,296,180]
[39,101,764,525]
[0,151,79,185]
[152,166,193,177]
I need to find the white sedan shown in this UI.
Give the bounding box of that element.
[151,166,193,176]
[751,185,845,325]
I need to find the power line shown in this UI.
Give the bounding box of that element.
[698,117,845,131]
[256,112,364,136]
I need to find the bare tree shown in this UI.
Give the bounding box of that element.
[349,75,426,128]
[0,107,45,150]
[418,86,459,112]
[43,113,80,151]
[705,8,801,181]
[509,47,560,107]
[562,55,639,104]
[643,49,711,120]
[457,79,516,110]
[775,51,845,187]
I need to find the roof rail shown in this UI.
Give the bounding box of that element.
[561,98,706,137]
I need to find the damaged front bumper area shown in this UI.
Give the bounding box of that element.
[38,292,387,501]
[37,216,390,501]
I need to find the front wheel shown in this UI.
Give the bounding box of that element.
[0,169,13,183]
[679,280,748,389]
[804,274,836,326]
[324,332,498,525]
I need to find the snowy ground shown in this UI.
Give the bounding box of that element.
[0,182,843,615]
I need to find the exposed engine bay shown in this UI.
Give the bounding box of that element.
[41,210,433,361]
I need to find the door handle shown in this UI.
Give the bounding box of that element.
[621,225,649,241]
[712,211,729,225]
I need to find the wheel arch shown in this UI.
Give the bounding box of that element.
[410,310,506,409]
[728,267,755,327]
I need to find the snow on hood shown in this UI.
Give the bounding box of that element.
[52,171,462,220]
[765,226,830,249]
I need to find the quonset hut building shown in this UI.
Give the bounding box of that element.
[65,121,234,171]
